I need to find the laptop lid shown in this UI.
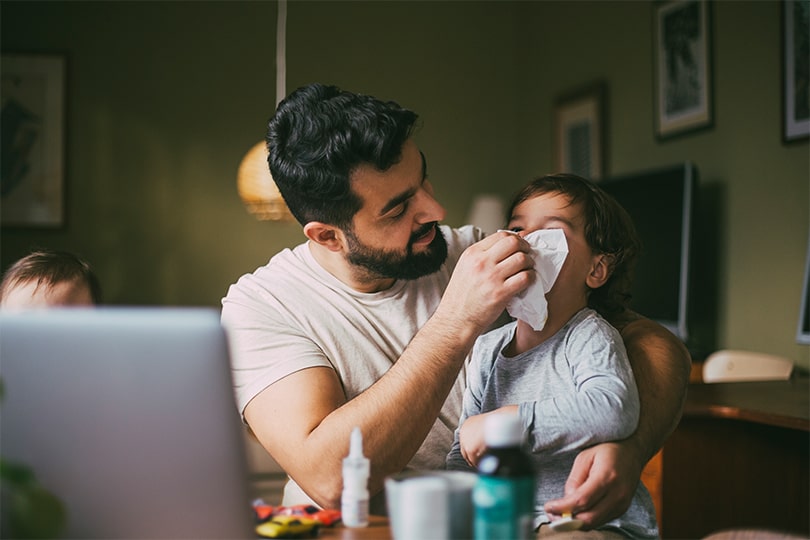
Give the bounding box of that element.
[0,307,254,539]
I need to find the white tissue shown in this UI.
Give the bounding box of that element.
[505,228,569,331]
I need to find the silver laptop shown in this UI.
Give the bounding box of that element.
[0,307,255,539]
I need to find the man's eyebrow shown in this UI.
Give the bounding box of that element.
[378,151,428,217]
[380,187,417,217]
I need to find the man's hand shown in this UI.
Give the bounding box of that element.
[543,441,643,529]
[434,232,534,338]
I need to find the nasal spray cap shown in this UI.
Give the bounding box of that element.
[341,426,370,527]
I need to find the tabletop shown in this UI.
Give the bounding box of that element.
[683,376,809,431]
[320,516,391,540]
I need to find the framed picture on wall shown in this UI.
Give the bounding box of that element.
[553,81,606,181]
[1,53,66,228]
[653,0,713,140]
[783,0,810,143]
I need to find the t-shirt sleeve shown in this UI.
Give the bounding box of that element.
[221,274,332,419]
[519,316,640,454]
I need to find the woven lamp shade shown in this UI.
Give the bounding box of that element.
[237,141,295,221]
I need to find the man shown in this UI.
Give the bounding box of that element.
[221,83,690,528]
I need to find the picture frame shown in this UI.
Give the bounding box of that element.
[653,0,713,140]
[782,0,809,143]
[1,53,66,228]
[553,81,606,181]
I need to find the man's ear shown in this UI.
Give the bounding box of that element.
[586,254,613,289]
[303,222,344,252]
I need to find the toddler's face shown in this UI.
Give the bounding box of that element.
[507,192,600,309]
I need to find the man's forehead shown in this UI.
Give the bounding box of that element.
[350,141,424,205]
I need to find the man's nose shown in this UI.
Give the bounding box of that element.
[414,187,446,223]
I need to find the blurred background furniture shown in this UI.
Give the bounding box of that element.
[244,433,288,504]
[659,378,809,539]
[702,350,794,383]
[703,529,809,540]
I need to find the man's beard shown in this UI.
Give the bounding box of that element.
[344,222,448,281]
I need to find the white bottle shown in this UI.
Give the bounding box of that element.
[341,426,370,527]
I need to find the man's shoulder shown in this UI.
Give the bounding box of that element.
[223,243,314,301]
[616,312,691,358]
[604,309,645,332]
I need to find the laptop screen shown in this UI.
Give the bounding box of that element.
[0,307,255,539]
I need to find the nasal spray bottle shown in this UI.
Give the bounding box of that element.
[341,426,370,528]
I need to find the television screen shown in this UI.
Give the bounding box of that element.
[798,238,810,345]
[600,163,696,342]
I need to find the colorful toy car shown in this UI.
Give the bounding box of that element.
[255,515,320,539]
[251,499,277,522]
[276,504,342,526]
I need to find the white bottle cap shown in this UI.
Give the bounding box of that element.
[483,412,524,447]
[343,427,370,491]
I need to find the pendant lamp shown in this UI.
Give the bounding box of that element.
[237,141,294,221]
[237,0,293,221]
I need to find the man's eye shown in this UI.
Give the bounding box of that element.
[390,203,408,219]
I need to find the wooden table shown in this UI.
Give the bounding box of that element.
[680,377,809,430]
[320,516,391,539]
[660,378,809,539]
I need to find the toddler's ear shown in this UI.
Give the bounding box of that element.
[586,254,613,289]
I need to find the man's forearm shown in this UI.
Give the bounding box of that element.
[247,313,479,510]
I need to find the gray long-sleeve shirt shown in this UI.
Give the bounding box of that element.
[446,308,659,538]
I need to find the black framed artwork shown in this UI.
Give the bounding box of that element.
[553,81,607,181]
[783,0,810,143]
[653,0,714,140]
[1,53,66,228]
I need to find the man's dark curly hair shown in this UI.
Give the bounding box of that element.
[266,83,419,228]
[508,173,641,318]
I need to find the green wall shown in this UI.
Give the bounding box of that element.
[2,1,808,369]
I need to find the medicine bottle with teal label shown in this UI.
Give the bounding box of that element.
[473,413,535,540]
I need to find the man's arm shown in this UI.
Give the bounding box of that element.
[619,316,692,461]
[245,232,534,509]
[544,315,691,527]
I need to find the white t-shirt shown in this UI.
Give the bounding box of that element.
[221,225,482,505]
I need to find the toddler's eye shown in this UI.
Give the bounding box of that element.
[509,226,523,233]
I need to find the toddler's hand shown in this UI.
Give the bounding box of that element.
[459,406,520,468]
[458,413,488,468]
